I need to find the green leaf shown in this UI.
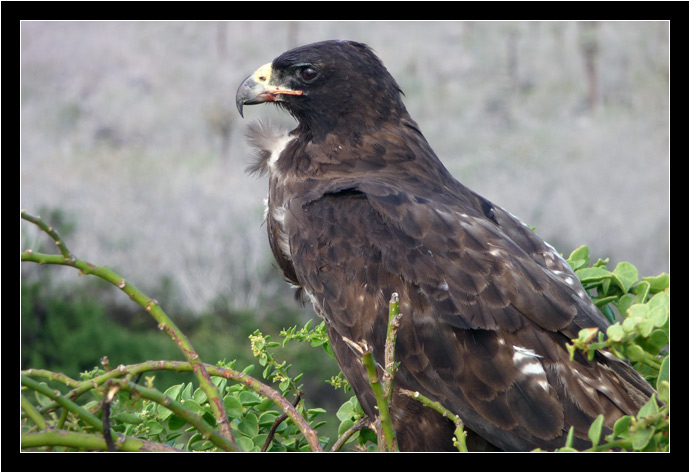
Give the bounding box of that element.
[321,341,336,358]
[163,383,183,401]
[578,327,599,342]
[656,356,669,403]
[167,414,186,430]
[258,411,279,427]
[568,259,588,272]
[641,273,669,293]
[239,390,262,406]
[193,386,207,404]
[637,317,656,338]
[564,426,575,448]
[359,426,377,444]
[114,412,143,425]
[616,294,636,317]
[201,409,216,427]
[182,399,203,415]
[648,291,669,308]
[192,440,215,451]
[606,323,625,342]
[592,257,609,268]
[623,305,645,330]
[575,267,611,284]
[657,380,669,405]
[210,375,226,390]
[223,395,243,418]
[252,434,268,451]
[599,304,616,324]
[336,399,356,421]
[566,342,576,361]
[256,396,274,412]
[238,412,259,438]
[157,384,184,419]
[613,262,638,293]
[648,305,668,328]
[646,329,669,352]
[630,426,654,450]
[612,415,632,438]
[631,280,650,303]
[145,419,164,435]
[647,292,669,326]
[626,343,646,363]
[592,295,618,308]
[235,435,254,451]
[338,418,356,437]
[588,414,604,447]
[637,394,658,419]
[567,245,590,269]
[180,382,193,401]
[307,407,327,417]
[556,447,579,452]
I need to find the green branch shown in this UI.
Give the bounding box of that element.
[352,293,403,452]
[400,388,468,452]
[361,345,397,451]
[21,375,104,433]
[20,210,234,445]
[21,430,182,452]
[22,359,324,452]
[20,393,47,430]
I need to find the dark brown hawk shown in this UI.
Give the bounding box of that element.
[235,40,654,451]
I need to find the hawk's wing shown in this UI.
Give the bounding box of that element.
[281,175,652,451]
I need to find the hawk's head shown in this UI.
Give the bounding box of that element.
[236,40,406,141]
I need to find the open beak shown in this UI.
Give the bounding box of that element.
[236,63,303,117]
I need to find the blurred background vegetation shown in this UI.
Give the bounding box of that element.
[20,21,669,438]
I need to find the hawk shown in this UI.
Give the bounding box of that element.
[235,40,654,451]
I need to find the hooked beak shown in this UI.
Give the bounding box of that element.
[236,63,303,117]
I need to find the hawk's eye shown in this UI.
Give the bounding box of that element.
[299,66,318,82]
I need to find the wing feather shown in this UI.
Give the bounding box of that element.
[277,174,652,450]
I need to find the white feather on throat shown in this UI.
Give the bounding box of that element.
[245,119,294,177]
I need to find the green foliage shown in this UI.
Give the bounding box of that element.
[280,319,335,358]
[280,320,350,392]
[134,364,328,452]
[556,245,670,452]
[335,396,377,451]
[565,245,669,384]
